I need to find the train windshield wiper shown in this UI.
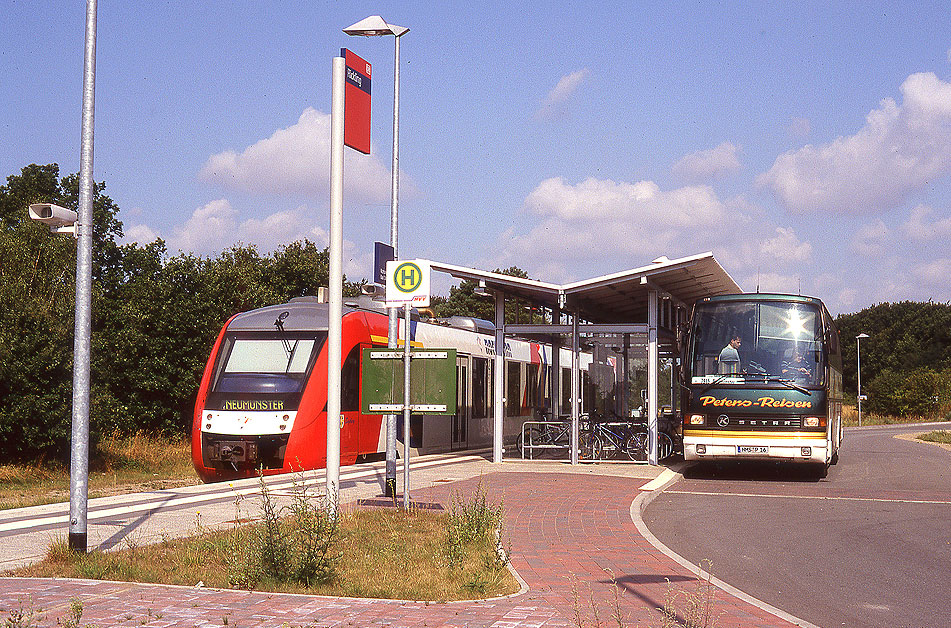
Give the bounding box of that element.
[273,311,299,371]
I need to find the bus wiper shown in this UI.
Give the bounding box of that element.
[768,377,811,395]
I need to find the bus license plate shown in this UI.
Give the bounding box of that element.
[738,446,768,454]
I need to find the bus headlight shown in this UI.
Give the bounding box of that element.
[804,417,825,427]
[687,414,706,426]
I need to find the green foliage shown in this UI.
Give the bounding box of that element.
[836,301,951,396]
[433,266,539,324]
[836,301,951,418]
[0,163,363,462]
[865,367,951,419]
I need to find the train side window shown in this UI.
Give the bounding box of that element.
[472,357,490,419]
[341,344,362,412]
[561,367,571,413]
[526,364,540,410]
[507,362,521,416]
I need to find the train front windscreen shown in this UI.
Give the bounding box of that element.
[208,332,326,407]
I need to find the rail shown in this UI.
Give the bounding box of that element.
[518,420,571,459]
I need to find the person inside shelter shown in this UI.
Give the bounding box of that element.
[717,334,742,374]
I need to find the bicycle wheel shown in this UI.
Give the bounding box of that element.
[579,431,602,460]
[625,431,650,462]
[516,427,543,459]
[657,432,674,461]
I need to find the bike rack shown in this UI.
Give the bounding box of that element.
[519,420,572,459]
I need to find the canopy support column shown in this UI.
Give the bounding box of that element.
[493,291,505,463]
[648,289,659,465]
[570,310,580,465]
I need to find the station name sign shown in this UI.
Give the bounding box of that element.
[341,48,371,154]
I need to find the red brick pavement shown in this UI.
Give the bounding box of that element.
[0,472,802,627]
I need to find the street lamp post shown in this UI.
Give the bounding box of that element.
[856,333,869,427]
[344,15,409,499]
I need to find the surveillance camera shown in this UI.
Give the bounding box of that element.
[28,203,78,235]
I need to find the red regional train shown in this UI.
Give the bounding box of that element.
[192,296,585,482]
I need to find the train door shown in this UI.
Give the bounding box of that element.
[453,354,470,450]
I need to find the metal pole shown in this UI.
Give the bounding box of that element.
[570,311,579,465]
[68,0,97,554]
[384,32,404,499]
[402,303,412,508]
[647,289,659,466]
[493,292,505,462]
[326,55,346,518]
[857,336,863,427]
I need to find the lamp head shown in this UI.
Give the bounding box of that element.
[344,15,409,37]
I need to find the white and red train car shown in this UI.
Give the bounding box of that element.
[191,296,582,482]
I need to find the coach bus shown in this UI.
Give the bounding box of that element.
[681,293,843,476]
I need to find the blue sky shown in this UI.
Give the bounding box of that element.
[4,1,951,315]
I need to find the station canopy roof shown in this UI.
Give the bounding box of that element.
[429,251,740,324]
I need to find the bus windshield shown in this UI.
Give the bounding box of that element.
[212,333,326,394]
[688,301,824,386]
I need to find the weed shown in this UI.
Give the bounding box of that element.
[446,479,504,568]
[56,600,83,628]
[226,472,339,590]
[3,598,42,628]
[570,563,721,628]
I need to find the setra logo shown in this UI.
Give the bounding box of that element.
[717,414,730,427]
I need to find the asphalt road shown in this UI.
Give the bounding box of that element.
[644,423,951,628]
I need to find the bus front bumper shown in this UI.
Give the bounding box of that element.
[683,435,829,464]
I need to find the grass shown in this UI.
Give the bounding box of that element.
[917,430,951,445]
[0,431,197,511]
[9,478,518,602]
[841,404,951,427]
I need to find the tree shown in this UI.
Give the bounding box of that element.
[433,266,538,324]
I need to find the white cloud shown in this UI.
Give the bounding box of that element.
[671,142,742,182]
[913,258,951,284]
[740,272,803,295]
[121,223,159,246]
[901,204,951,240]
[492,176,754,280]
[757,226,812,262]
[490,176,823,287]
[536,69,589,120]
[199,107,407,205]
[851,219,888,256]
[757,72,951,213]
[140,199,371,280]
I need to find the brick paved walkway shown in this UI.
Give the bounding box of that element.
[1,471,801,627]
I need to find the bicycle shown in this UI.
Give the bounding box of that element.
[579,417,634,460]
[625,423,675,462]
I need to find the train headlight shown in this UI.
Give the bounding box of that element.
[687,414,706,426]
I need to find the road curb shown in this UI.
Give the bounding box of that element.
[629,462,821,628]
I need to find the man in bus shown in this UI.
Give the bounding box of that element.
[717,335,742,374]
[781,349,813,381]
